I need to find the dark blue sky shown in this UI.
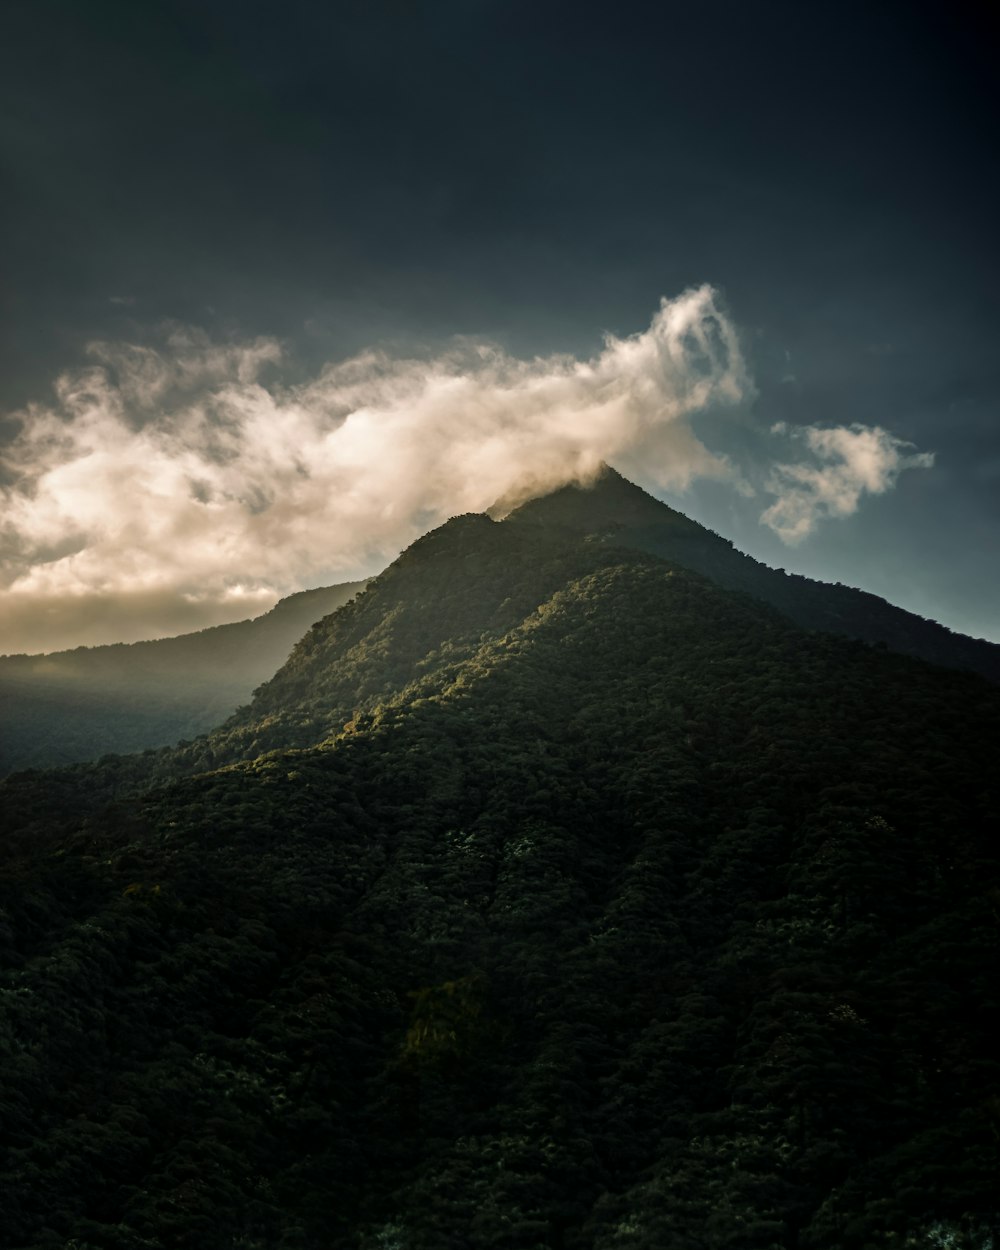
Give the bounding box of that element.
[2,0,998,646]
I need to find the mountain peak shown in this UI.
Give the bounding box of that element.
[500,464,703,536]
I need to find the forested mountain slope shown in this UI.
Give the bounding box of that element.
[0,581,366,775]
[1,494,998,1249]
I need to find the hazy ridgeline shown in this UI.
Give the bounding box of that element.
[0,582,366,775]
[0,472,997,1249]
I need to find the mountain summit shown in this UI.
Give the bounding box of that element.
[498,464,701,533]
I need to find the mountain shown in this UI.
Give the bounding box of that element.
[4,469,995,782]
[1,472,998,1249]
[0,581,367,776]
[96,469,995,784]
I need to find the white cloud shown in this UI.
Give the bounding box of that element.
[760,421,935,543]
[0,286,750,653]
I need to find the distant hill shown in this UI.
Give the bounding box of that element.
[0,581,366,774]
[1,481,997,1248]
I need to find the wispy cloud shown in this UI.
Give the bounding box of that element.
[0,286,749,653]
[760,422,935,543]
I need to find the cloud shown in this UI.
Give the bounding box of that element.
[0,286,750,653]
[760,422,935,543]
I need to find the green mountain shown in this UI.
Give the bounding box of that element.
[0,581,367,776]
[109,470,998,784]
[1,472,998,1249]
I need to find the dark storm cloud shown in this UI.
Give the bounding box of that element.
[4,0,994,373]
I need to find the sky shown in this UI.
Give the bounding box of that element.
[1,0,997,654]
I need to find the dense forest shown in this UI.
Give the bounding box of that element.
[1,472,998,1248]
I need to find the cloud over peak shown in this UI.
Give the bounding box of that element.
[0,286,749,653]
